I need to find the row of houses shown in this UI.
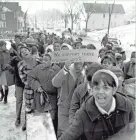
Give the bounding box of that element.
[56,3,126,31]
[0,2,129,33]
[0,2,25,33]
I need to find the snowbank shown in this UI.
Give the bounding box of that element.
[87,23,135,44]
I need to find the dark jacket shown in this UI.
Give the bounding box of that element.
[69,82,91,124]
[27,64,61,111]
[59,93,135,140]
[9,56,24,87]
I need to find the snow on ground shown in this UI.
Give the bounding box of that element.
[27,112,56,140]
[0,85,26,140]
[87,23,135,45]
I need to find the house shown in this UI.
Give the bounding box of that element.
[82,3,126,31]
[0,2,24,33]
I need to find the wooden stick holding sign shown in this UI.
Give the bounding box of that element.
[50,49,99,63]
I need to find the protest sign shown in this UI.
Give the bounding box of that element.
[51,49,98,63]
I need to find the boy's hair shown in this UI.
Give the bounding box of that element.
[92,72,116,88]
[0,40,6,47]
[105,50,115,57]
[85,63,103,81]
[87,44,96,50]
[101,55,116,66]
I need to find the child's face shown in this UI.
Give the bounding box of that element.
[43,56,51,67]
[102,58,113,69]
[53,43,60,51]
[75,43,82,49]
[92,80,115,108]
[116,59,123,68]
[20,48,31,58]
[74,62,83,73]
[99,51,105,58]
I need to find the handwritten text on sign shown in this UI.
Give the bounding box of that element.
[51,49,98,63]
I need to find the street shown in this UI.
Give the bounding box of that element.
[0,86,26,140]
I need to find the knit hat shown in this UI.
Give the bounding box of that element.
[87,44,96,50]
[92,69,119,92]
[112,46,123,53]
[115,53,122,60]
[25,38,38,45]
[99,48,107,54]
[0,40,6,47]
[110,66,124,77]
[85,62,103,81]
[61,43,73,50]
[101,55,116,66]
[105,50,115,57]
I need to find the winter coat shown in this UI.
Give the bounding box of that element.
[52,66,85,115]
[69,82,91,124]
[59,93,135,140]
[101,36,108,47]
[123,61,136,80]
[9,56,24,87]
[27,64,61,112]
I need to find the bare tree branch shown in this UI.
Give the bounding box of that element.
[80,1,96,31]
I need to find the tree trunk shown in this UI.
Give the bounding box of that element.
[64,19,67,28]
[108,14,111,34]
[71,15,73,30]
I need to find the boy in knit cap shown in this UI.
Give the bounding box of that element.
[59,69,135,140]
[69,62,103,124]
[101,55,116,69]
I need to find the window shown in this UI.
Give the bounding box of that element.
[103,14,105,18]
[3,22,6,28]
[0,21,3,28]
[2,14,6,20]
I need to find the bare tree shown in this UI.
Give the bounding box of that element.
[61,12,69,28]
[23,9,28,32]
[80,2,96,32]
[106,0,115,34]
[64,0,80,30]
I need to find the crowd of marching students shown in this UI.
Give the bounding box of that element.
[0,31,135,140]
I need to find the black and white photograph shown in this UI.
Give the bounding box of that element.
[0,0,135,139]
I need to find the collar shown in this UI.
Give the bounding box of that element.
[85,93,128,122]
[95,97,116,115]
[87,83,92,95]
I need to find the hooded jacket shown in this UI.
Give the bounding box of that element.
[59,93,135,140]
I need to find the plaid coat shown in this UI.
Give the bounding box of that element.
[18,58,38,109]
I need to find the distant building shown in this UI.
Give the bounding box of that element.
[0,2,24,33]
[82,3,126,31]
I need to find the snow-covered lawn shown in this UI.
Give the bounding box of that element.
[87,23,135,45]
[0,85,26,140]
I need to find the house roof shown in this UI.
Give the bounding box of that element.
[0,2,20,12]
[83,3,125,14]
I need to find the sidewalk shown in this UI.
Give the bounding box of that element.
[0,85,26,140]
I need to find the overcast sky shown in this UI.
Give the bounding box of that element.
[11,0,135,14]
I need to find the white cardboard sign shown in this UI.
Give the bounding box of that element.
[51,49,98,63]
